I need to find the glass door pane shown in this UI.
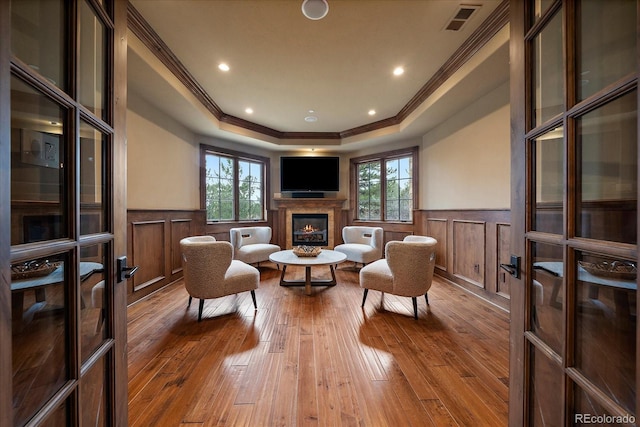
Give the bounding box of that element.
[574,251,636,413]
[80,121,107,235]
[11,0,66,91]
[576,90,637,244]
[532,10,563,128]
[533,127,564,234]
[11,253,70,426]
[79,0,107,121]
[577,0,636,101]
[10,76,68,245]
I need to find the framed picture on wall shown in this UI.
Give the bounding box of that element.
[21,129,60,169]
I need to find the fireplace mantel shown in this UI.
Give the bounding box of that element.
[273,198,346,249]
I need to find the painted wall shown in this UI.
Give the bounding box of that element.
[127,82,510,212]
[127,91,199,209]
[421,81,510,210]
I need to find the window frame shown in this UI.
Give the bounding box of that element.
[349,146,418,223]
[200,144,270,223]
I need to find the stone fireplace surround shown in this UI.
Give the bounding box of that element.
[273,198,346,249]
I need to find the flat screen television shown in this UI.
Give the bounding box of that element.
[280,156,339,193]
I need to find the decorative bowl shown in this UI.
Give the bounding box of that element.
[292,245,322,257]
[11,260,61,281]
[579,260,636,281]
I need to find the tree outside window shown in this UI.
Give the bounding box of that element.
[202,146,268,222]
[352,147,417,222]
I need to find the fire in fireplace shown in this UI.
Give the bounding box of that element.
[292,213,329,246]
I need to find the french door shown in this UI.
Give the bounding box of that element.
[0,0,128,425]
[510,0,638,425]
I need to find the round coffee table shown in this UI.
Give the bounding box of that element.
[269,249,347,295]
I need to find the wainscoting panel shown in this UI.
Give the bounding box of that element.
[131,221,166,292]
[426,218,447,271]
[453,220,486,288]
[496,223,511,298]
[127,210,206,304]
[420,209,511,310]
[170,219,194,275]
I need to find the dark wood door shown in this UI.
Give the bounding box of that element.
[510,0,638,425]
[1,0,128,425]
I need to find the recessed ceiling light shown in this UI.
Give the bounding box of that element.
[218,63,230,72]
[245,107,254,114]
[393,66,404,76]
[308,109,315,113]
[368,110,376,116]
[305,116,318,122]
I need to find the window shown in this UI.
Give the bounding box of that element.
[201,145,269,222]
[351,147,418,222]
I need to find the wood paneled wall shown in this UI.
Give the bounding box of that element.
[126,209,206,304]
[415,209,511,310]
[126,207,513,311]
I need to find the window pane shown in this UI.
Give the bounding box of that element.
[385,156,412,221]
[205,154,234,221]
[80,244,108,362]
[357,161,381,221]
[80,121,106,234]
[575,251,636,414]
[11,76,68,245]
[11,0,66,92]
[238,159,263,221]
[79,0,107,120]
[576,91,637,244]
[533,127,564,235]
[532,11,563,127]
[531,242,563,354]
[12,253,69,427]
[577,0,636,101]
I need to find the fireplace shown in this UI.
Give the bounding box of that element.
[292,213,329,246]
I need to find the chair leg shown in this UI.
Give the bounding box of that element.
[251,290,257,309]
[361,289,369,307]
[198,299,204,322]
[412,297,418,320]
[188,295,192,307]
[425,292,429,306]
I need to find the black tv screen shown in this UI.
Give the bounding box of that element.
[280,156,340,192]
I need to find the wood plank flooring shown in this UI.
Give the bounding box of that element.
[127,263,509,426]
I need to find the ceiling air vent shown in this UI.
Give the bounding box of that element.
[445,4,481,31]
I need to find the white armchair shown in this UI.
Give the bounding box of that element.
[180,235,260,321]
[359,235,437,319]
[230,227,281,267]
[333,226,384,268]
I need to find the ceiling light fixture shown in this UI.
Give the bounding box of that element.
[368,110,376,116]
[393,66,404,76]
[218,63,230,72]
[304,116,318,122]
[301,0,329,20]
[245,107,254,114]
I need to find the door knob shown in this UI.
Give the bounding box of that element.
[117,256,139,283]
[500,255,520,279]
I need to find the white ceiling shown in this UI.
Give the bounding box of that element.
[127,0,510,152]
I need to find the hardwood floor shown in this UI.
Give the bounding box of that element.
[127,264,509,426]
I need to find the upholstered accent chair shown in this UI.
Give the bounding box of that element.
[230,226,281,267]
[359,235,437,319]
[333,226,384,268]
[180,235,260,321]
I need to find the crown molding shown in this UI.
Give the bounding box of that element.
[127,0,509,142]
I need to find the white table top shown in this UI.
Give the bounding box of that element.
[269,249,347,266]
[534,261,636,290]
[11,262,104,291]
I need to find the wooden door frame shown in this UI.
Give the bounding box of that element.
[112,0,129,424]
[0,0,12,424]
[508,0,527,425]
